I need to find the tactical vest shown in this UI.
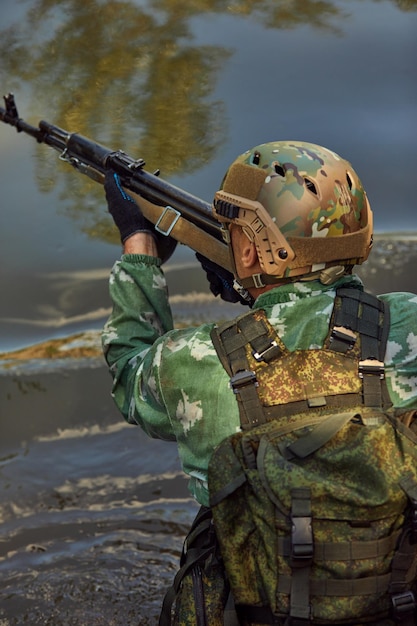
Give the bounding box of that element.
[160,288,417,626]
[208,287,417,625]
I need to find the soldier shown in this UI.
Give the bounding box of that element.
[102,141,417,626]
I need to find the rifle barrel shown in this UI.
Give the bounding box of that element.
[1,95,223,242]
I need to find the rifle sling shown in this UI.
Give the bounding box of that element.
[129,190,232,271]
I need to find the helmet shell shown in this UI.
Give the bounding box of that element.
[217,141,373,281]
[230,141,369,239]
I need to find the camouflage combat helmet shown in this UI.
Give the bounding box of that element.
[212,141,373,289]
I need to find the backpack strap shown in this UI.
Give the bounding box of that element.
[234,489,314,626]
[288,488,313,625]
[388,475,417,625]
[159,506,219,626]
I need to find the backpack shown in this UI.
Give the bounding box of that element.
[206,287,417,625]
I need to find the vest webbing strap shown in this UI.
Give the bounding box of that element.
[262,393,363,421]
[278,571,407,597]
[329,288,391,408]
[289,488,313,623]
[211,312,281,428]
[334,288,389,360]
[278,529,402,562]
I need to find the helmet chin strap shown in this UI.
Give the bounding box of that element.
[236,264,350,293]
[221,224,255,305]
[287,264,353,286]
[304,265,348,285]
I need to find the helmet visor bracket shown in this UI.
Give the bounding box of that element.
[213,190,295,277]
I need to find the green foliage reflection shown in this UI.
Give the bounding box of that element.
[0,0,415,242]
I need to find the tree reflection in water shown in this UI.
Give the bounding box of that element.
[0,0,415,242]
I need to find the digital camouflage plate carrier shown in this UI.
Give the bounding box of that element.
[207,288,417,625]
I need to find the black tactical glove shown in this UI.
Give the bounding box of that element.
[104,169,154,243]
[196,252,253,307]
[104,169,177,261]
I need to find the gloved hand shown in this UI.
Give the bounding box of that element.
[104,169,177,261]
[196,253,253,307]
[104,169,154,243]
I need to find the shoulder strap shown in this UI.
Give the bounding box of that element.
[388,475,417,626]
[332,288,390,361]
[159,506,219,626]
[211,310,285,429]
[328,288,391,408]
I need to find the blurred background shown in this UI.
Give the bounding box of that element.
[0,1,416,624]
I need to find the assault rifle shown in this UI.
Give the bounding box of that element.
[0,93,231,269]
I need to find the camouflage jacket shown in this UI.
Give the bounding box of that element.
[102,254,417,506]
